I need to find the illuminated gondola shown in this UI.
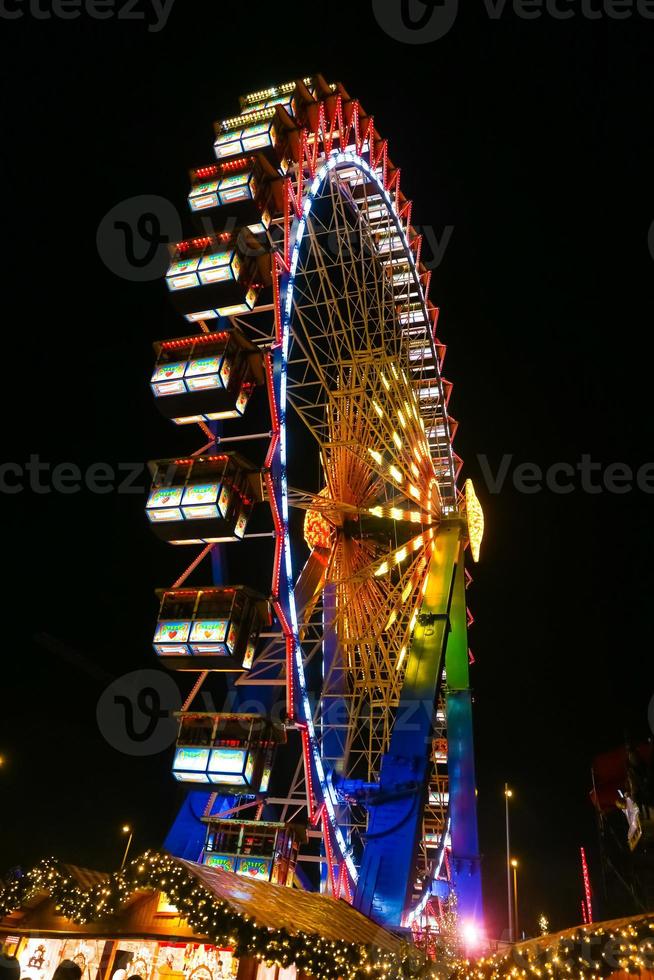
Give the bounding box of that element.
[165,231,270,322]
[153,585,270,671]
[146,453,262,544]
[151,327,264,425]
[172,713,285,792]
[188,155,285,236]
[202,817,304,886]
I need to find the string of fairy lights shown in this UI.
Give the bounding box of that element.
[455,917,654,980]
[0,851,438,980]
[3,852,654,980]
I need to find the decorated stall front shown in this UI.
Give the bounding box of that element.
[0,852,434,980]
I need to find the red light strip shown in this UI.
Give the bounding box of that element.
[182,670,209,711]
[171,543,215,589]
[353,102,361,155]
[166,587,235,597]
[173,455,228,465]
[197,421,215,443]
[322,809,338,897]
[192,156,254,181]
[272,253,288,343]
[160,332,229,351]
[194,165,219,179]
[297,723,317,823]
[285,635,295,722]
[336,858,352,903]
[203,792,218,817]
[411,233,423,269]
[580,846,593,923]
[176,236,213,253]
[272,596,292,640]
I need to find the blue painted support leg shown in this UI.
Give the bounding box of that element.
[354,523,462,927]
[446,554,483,926]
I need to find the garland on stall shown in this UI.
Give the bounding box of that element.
[454,915,654,980]
[0,851,438,980]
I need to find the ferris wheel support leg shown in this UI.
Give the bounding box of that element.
[164,790,217,861]
[321,581,348,890]
[353,523,462,928]
[446,552,483,927]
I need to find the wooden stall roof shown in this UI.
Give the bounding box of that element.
[0,853,403,954]
[60,865,110,891]
[180,859,403,953]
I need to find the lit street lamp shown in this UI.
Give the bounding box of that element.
[120,825,133,870]
[511,858,520,940]
[505,784,514,942]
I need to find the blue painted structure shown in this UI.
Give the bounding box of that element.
[353,522,482,928]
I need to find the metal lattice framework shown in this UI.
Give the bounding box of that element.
[151,75,482,933]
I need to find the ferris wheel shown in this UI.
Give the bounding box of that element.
[146,75,484,935]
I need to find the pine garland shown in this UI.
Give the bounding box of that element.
[453,915,654,980]
[0,851,438,980]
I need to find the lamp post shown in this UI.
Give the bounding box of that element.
[505,784,514,942]
[511,858,520,941]
[120,825,133,870]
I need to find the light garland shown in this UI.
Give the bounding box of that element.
[453,916,654,980]
[0,851,439,980]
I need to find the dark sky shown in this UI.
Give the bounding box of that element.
[1,0,653,942]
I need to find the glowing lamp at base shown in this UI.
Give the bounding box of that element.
[461,920,485,951]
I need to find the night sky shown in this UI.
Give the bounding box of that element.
[1,0,653,941]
